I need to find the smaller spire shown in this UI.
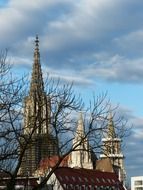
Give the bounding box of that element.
[69,112,93,169]
[77,112,84,136]
[107,112,116,139]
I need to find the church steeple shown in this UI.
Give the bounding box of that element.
[29,35,44,97]
[107,113,116,139]
[21,36,58,176]
[68,113,94,169]
[100,112,126,184]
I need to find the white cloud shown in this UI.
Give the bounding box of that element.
[0,0,143,86]
[12,56,32,67]
[43,67,94,86]
[114,29,143,55]
[82,53,143,83]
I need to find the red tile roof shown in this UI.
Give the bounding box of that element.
[54,167,125,190]
[40,155,68,168]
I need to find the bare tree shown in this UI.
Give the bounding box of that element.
[0,50,28,189]
[32,82,127,190]
[0,51,128,190]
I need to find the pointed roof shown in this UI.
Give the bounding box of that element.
[29,35,44,97]
[107,112,116,139]
[76,112,84,137]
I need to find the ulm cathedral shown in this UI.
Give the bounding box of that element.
[20,36,126,185]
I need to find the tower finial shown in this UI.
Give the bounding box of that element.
[35,35,39,50]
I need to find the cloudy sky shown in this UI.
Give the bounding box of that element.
[0,0,143,183]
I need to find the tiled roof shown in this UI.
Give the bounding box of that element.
[40,155,69,169]
[54,167,125,190]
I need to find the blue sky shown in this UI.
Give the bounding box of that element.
[0,0,143,183]
[0,0,8,7]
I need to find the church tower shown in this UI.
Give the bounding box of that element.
[100,113,126,184]
[20,36,57,176]
[69,113,96,169]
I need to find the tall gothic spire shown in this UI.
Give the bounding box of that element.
[107,112,116,139]
[29,35,44,97]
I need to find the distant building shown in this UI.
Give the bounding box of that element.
[131,176,143,190]
[100,113,126,185]
[20,36,57,176]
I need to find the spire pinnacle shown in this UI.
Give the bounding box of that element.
[107,112,116,139]
[77,112,84,136]
[34,35,40,60]
[29,35,44,97]
[35,35,39,51]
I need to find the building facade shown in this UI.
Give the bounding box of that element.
[100,113,126,185]
[131,176,143,190]
[20,36,57,176]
